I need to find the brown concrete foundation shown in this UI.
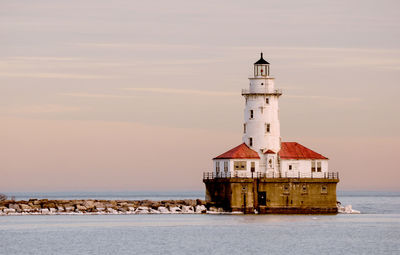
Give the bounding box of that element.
[204,177,339,214]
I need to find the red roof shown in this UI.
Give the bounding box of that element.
[214,143,260,159]
[264,149,275,154]
[279,142,328,160]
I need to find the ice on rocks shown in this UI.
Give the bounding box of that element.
[41,208,50,214]
[181,206,194,213]
[107,208,118,214]
[169,206,182,213]
[337,204,360,214]
[3,208,16,214]
[195,205,207,213]
[158,207,170,213]
[136,207,149,214]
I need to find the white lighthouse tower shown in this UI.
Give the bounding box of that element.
[242,53,282,173]
[212,53,329,178]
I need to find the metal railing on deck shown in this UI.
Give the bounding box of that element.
[241,88,282,96]
[203,171,339,180]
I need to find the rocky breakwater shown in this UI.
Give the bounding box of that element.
[0,199,231,216]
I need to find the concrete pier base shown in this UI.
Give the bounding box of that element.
[204,177,339,214]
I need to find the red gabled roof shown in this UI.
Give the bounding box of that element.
[279,142,328,160]
[264,149,275,154]
[214,143,260,159]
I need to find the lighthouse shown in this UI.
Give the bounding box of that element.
[211,53,333,179]
[204,53,340,214]
[242,53,282,174]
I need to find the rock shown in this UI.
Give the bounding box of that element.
[3,208,16,214]
[9,204,21,212]
[104,203,117,210]
[107,208,117,214]
[64,206,75,212]
[41,208,50,214]
[30,204,42,211]
[181,206,194,213]
[195,205,207,213]
[208,206,218,212]
[42,202,56,209]
[83,200,95,209]
[94,202,105,209]
[19,204,32,212]
[136,207,149,214]
[57,206,65,212]
[49,208,57,213]
[183,200,197,207]
[169,206,182,213]
[96,207,105,212]
[118,207,127,213]
[76,205,87,211]
[157,207,170,213]
[149,208,161,214]
[128,207,135,212]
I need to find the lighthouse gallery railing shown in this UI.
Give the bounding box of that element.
[203,171,339,180]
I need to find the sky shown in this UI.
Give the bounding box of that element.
[1,0,400,192]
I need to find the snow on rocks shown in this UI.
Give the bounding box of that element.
[195,205,207,213]
[0,198,226,216]
[337,203,361,214]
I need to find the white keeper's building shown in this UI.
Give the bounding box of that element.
[213,53,329,178]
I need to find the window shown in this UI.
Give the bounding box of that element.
[261,107,263,114]
[243,123,246,134]
[216,162,220,173]
[261,82,264,85]
[288,164,292,170]
[283,184,290,193]
[302,185,307,193]
[321,185,328,194]
[234,161,246,170]
[249,137,253,146]
[250,110,254,119]
[224,161,228,172]
[268,159,273,168]
[317,162,322,172]
[265,123,270,133]
[311,161,316,172]
[265,98,269,104]
[251,162,255,172]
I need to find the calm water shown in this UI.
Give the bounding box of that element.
[1,191,399,255]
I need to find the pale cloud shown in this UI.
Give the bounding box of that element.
[60,93,136,99]
[7,104,82,114]
[231,46,400,70]
[0,72,115,79]
[122,87,238,96]
[74,42,201,50]
[123,87,361,102]
[285,94,362,102]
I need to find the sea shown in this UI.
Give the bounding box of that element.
[0,191,399,255]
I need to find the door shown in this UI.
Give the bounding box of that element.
[258,191,266,206]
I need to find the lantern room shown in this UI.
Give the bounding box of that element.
[254,52,270,77]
